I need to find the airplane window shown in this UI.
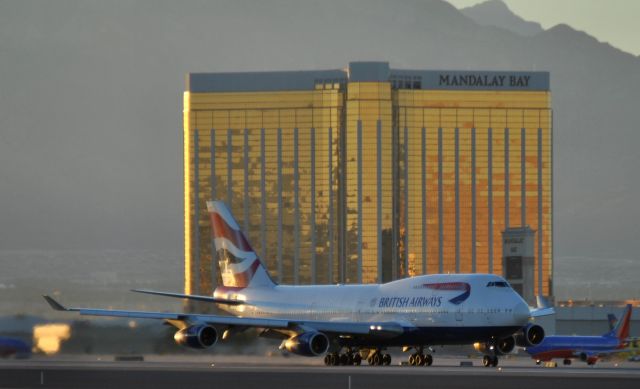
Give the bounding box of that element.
[486,281,510,288]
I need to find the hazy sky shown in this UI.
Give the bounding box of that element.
[447,0,640,56]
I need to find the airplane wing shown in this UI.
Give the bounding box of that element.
[130,289,244,306]
[43,295,405,337]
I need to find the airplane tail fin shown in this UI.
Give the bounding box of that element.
[604,304,632,340]
[207,201,277,290]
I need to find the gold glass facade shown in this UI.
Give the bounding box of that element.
[184,63,553,297]
[396,91,552,296]
[185,86,342,294]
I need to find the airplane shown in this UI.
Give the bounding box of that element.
[44,200,552,367]
[526,304,633,366]
[0,337,31,359]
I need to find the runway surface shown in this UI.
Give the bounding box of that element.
[1,356,639,389]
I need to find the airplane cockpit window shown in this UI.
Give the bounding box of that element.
[486,281,510,288]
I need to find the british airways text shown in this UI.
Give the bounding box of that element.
[378,296,442,308]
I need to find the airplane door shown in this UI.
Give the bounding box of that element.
[455,305,463,324]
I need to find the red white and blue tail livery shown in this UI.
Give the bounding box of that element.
[209,201,276,289]
[44,201,553,367]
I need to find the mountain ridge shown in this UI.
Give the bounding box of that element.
[461,0,544,37]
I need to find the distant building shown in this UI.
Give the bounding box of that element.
[503,226,536,304]
[183,62,553,296]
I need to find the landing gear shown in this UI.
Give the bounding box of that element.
[407,347,433,366]
[324,348,364,366]
[324,353,338,366]
[424,354,433,366]
[363,349,391,366]
[563,358,572,366]
[482,355,498,367]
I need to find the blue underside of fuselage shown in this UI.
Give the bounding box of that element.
[342,326,522,347]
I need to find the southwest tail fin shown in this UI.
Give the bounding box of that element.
[604,304,632,340]
[207,201,276,289]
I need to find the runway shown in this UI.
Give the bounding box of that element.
[1,357,639,389]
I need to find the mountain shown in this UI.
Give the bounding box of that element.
[0,0,639,298]
[461,0,544,36]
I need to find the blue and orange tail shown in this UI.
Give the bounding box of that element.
[604,304,632,341]
[207,201,276,290]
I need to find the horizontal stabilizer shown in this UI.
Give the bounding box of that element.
[131,289,244,305]
[43,295,68,311]
[530,295,555,317]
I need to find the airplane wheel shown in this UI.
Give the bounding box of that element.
[491,356,499,367]
[339,353,349,365]
[382,353,391,366]
[416,353,425,366]
[331,353,340,366]
[563,359,571,366]
[424,354,433,366]
[482,355,492,367]
[324,354,331,366]
[408,354,416,366]
[372,353,382,366]
[353,354,362,366]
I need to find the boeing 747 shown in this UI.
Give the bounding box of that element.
[45,201,552,366]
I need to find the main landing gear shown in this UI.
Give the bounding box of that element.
[482,355,499,367]
[324,351,360,366]
[406,346,433,367]
[408,352,433,366]
[323,348,391,366]
[366,349,391,366]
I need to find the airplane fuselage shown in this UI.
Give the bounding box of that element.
[527,335,623,361]
[214,273,531,346]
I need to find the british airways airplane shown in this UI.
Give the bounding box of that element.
[526,304,633,366]
[44,201,552,367]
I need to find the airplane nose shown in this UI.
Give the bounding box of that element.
[513,302,530,324]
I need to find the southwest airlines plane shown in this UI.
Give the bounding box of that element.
[45,201,552,367]
[526,304,632,366]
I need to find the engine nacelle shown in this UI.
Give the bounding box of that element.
[283,331,330,356]
[174,325,218,349]
[473,336,515,355]
[515,324,545,347]
[580,353,598,365]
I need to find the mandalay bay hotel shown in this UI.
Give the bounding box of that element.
[183,62,552,301]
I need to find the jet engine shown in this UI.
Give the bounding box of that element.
[473,336,516,355]
[514,323,545,347]
[283,331,330,356]
[580,353,598,365]
[174,325,218,349]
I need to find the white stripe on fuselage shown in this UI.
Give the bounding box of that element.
[215,274,530,328]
